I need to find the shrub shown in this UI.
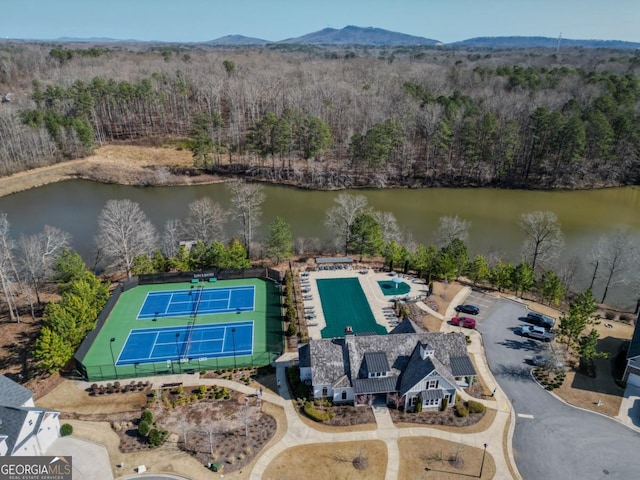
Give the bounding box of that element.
[604,311,616,320]
[287,321,298,336]
[440,397,449,411]
[303,401,335,422]
[454,401,469,417]
[140,409,153,423]
[620,313,632,322]
[148,428,167,447]
[60,423,73,436]
[415,400,423,413]
[199,385,207,395]
[467,400,485,414]
[176,385,184,395]
[138,420,151,436]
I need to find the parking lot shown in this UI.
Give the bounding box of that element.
[472,292,640,480]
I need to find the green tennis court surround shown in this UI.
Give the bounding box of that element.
[318,278,386,338]
[75,277,283,381]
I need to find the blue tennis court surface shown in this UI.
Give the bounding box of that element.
[137,286,255,319]
[115,321,254,366]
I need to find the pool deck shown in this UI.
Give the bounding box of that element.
[299,268,430,339]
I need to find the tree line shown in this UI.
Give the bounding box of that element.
[0,43,638,188]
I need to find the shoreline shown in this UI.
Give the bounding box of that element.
[0,144,635,199]
[0,144,227,199]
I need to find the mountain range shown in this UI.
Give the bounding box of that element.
[47,26,640,50]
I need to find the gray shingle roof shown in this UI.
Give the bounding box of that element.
[398,348,437,396]
[0,406,28,454]
[389,317,417,334]
[0,375,33,407]
[307,332,474,394]
[354,376,398,394]
[309,338,348,386]
[363,352,389,374]
[450,356,477,377]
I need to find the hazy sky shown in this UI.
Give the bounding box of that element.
[3,0,639,43]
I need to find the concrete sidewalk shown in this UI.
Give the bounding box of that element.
[71,284,523,479]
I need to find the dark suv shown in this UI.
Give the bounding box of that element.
[454,304,480,315]
[526,312,554,330]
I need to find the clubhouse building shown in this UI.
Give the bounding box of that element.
[298,326,477,411]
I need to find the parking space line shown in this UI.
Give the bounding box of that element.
[517,413,535,419]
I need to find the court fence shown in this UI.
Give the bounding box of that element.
[80,347,283,382]
[138,267,284,285]
[74,269,284,382]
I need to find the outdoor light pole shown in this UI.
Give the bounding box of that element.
[175,332,182,373]
[479,443,488,478]
[231,327,237,369]
[109,337,118,379]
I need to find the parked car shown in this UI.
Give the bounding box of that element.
[451,316,476,329]
[520,325,555,342]
[526,311,555,330]
[454,304,480,315]
[531,354,564,369]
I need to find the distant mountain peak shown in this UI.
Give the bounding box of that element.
[280,25,440,46]
[205,34,269,46]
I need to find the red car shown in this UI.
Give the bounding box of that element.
[451,316,476,329]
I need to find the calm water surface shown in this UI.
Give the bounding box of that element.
[2,181,639,308]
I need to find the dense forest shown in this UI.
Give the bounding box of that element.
[0,42,639,189]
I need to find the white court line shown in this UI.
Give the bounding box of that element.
[148,331,161,359]
[517,413,535,419]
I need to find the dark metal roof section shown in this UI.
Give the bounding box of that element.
[315,256,354,264]
[449,356,477,377]
[364,352,390,374]
[354,376,398,394]
[422,389,444,401]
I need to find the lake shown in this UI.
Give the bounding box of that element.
[2,180,639,309]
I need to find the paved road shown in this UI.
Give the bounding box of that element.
[475,294,640,480]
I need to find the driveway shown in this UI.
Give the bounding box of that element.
[477,296,640,480]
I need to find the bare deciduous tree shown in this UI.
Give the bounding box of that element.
[519,211,564,272]
[372,211,402,245]
[592,230,636,304]
[0,212,21,322]
[227,180,265,258]
[19,225,70,304]
[434,215,471,249]
[324,193,368,252]
[161,218,183,258]
[183,197,227,244]
[96,199,157,278]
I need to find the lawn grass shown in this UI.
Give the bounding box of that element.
[263,440,387,480]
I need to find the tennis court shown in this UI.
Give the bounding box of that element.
[318,278,386,338]
[137,285,255,319]
[115,321,253,366]
[75,277,284,381]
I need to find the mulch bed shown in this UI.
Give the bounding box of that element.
[308,404,376,427]
[62,387,277,473]
[389,407,484,427]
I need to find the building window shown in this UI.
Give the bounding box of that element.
[410,396,418,406]
[428,380,439,389]
[341,391,347,400]
[322,387,328,397]
[28,420,33,426]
